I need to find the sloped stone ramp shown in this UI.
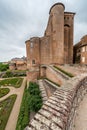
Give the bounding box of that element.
[26,74,87,130]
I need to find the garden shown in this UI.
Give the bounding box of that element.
[0,94,17,130]
[0,88,10,98]
[0,78,23,88]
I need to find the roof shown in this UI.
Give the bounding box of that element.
[64,12,76,15]
[49,3,65,14]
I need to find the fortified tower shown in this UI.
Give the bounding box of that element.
[64,12,75,64]
[45,3,65,64]
[25,2,75,81]
[50,3,65,64]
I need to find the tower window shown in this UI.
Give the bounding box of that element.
[86,46,87,51]
[82,57,85,63]
[30,42,34,48]
[32,60,35,64]
[82,47,85,52]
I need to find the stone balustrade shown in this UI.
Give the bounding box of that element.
[26,73,87,130]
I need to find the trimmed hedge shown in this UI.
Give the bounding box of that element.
[54,66,74,78]
[28,82,43,112]
[16,87,30,130]
[3,70,26,78]
[16,82,43,130]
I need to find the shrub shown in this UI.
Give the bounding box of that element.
[0,63,9,72]
[16,87,30,130]
[0,78,23,88]
[0,88,10,98]
[3,71,13,78]
[16,82,43,130]
[28,82,43,112]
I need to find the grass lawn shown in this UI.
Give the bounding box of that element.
[0,94,17,130]
[0,78,23,88]
[0,88,10,98]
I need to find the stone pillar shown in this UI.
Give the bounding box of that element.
[50,3,65,64]
[64,12,75,64]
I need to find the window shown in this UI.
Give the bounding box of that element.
[30,42,34,48]
[86,46,87,51]
[82,57,85,63]
[32,60,35,64]
[82,47,85,52]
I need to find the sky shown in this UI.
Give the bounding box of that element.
[0,0,87,62]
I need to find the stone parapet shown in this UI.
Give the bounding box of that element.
[26,74,87,130]
[38,80,48,103]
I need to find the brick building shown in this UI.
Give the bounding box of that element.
[9,57,27,70]
[74,35,87,64]
[25,3,75,80]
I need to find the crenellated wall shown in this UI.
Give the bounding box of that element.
[25,74,87,130]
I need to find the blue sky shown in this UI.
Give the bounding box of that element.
[0,0,87,62]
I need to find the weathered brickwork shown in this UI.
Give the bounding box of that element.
[9,57,27,70]
[74,35,87,64]
[25,74,87,130]
[38,80,48,103]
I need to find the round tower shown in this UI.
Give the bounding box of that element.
[50,3,65,64]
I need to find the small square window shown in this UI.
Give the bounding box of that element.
[82,47,85,52]
[30,42,33,48]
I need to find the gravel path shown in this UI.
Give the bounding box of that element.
[73,94,87,130]
[0,77,26,130]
